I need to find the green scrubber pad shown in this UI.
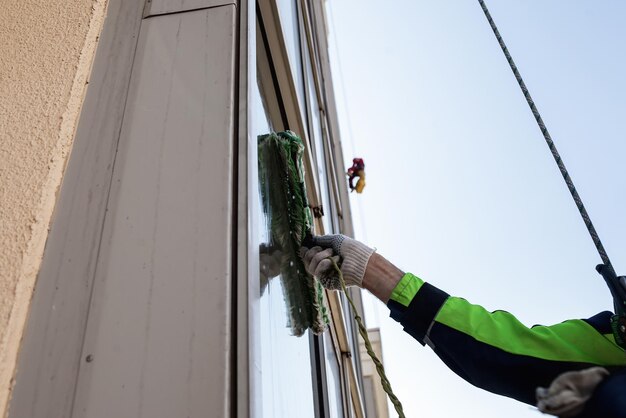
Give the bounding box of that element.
[258,131,329,336]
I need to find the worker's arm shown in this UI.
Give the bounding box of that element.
[301,235,626,407]
[387,270,626,405]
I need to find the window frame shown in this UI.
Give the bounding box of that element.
[253,1,367,417]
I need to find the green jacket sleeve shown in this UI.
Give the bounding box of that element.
[388,273,626,405]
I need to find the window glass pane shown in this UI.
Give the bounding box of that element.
[341,293,358,352]
[300,18,348,416]
[254,78,316,418]
[324,332,345,418]
[302,31,332,234]
[276,0,306,114]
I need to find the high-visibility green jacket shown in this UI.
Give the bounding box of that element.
[387,273,626,405]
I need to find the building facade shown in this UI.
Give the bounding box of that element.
[360,329,390,418]
[1,0,388,417]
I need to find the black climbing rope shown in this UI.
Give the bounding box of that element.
[477,0,612,268]
[477,1,626,344]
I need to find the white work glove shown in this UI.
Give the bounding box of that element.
[536,367,609,417]
[300,234,375,290]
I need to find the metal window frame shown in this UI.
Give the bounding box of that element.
[256,4,332,417]
[299,1,368,416]
[254,1,366,417]
[236,0,258,417]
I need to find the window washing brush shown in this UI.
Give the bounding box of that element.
[258,131,329,336]
[258,131,405,417]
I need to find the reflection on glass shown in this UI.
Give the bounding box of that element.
[302,40,332,234]
[254,80,316,418]
[324,332,345,418]
[276,0,306,112]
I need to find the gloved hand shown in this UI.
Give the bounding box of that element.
[300,234,375,290]
[536,367,609,417]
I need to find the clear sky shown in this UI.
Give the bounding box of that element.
[325,1,626,416]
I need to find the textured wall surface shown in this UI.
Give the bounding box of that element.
[0,0,108,414]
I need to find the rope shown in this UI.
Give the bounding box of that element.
[330,258,406,418]
[477,0,612,268]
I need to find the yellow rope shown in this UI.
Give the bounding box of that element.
[330,258,406,418]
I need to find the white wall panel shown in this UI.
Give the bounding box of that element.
[71,5,237,417]
[8,0,147,416]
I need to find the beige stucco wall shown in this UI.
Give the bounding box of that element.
[0,0,108,415]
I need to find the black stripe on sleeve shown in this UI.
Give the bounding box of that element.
[387,282,449,345]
